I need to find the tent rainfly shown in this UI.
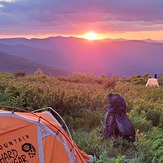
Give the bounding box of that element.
[0,106,94,163]
[145,78,159,87]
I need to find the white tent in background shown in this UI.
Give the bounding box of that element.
[146,78,159,87]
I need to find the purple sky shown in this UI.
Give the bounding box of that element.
[0,0,163,40]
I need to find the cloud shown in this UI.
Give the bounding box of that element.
[0,0,163,36]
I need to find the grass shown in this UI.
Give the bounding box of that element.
[0,72,163,162]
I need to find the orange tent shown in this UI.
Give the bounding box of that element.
[0,106,93,163]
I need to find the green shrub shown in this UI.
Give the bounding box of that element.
[72,129,103,157]
[132,114,153,132]
[146,108,162,127]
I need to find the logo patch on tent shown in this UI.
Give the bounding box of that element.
[0,149,29,163]
[22,143,36,158]
[0,135,30,151]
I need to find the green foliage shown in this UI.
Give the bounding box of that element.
[64,110,103,132]
[123,74,147,85]
[131,114,153,132]
[132,128,163,163]
[58,73,118,89]
[0,72,163,162]
[34,68,45,78]
[102,75,118,89]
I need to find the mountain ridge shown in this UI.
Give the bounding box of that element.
[0,36,163,77]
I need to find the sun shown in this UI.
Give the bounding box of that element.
[85,31,97,40]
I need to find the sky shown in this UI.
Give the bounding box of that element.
[0,0,163,40]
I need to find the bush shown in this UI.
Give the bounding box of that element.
[14,71,26,77]
[146,108,162,127]
[131,114,153,132]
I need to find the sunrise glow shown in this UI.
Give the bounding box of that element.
[85,31,97,40]
[0,0,163,41]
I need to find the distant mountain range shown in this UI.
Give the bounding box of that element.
[0,36,163,77]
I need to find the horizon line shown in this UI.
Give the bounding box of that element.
[0,35,163,43]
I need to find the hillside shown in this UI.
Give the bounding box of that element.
[0,44,62,68]
[0,51,68,76]
[0,37,163,77]
[0,73,162,162]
